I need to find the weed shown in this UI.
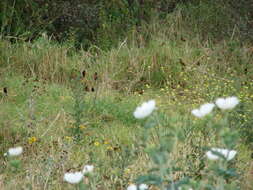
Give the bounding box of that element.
[70,76,86,141]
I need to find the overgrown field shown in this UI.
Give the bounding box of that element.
[0,3,253,190]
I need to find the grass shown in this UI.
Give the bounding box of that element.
[1,5,253,190]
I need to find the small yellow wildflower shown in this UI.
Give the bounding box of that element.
[107,146,113,151]
[65,136,73,141]
[79,125,86,130]
[104,140,109,145]
[28,137,37,144]
[94,141,100,146]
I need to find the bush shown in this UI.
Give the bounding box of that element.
[1,0,252,47]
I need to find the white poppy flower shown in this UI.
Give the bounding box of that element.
[133,100,156,119]
[127,184,148,190]
[64,172,83,184]
[127,184,137,190]
[82,165,94,174]
[7,146,23,156]
[206,148,237,161]
[139,183,148,190]
[191,109,203,118]
[191,103,215,118]
[215,96,239,110]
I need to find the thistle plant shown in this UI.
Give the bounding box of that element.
[196,97,240,190]
[70,75,86,141]
[133,96,241,190]
[133,100,186,190]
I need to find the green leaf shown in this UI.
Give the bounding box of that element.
[10,159,21,169]
[135,174,163,185]
[215,168,238,179]
[148,149,167,165]
[78,183,89,190]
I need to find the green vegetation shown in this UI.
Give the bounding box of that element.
[0,1,253,189]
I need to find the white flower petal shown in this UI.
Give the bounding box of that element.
[206,148,237,161]
[179,187,194,190]
[64,172,83,184]
[191,109,203,118]
[215,98,226,109]
[8,147,23,156]
[191,103,215,118]
[215,96,239,110]
[134,100,156,119]
[127,184,137,190]
[206,150,219,160]
[199,103,215,115]
[139,184,148,190]
[82,165,94,174]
